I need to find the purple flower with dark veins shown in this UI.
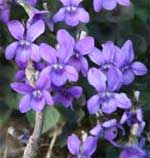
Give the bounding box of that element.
[87,68,131,114]
[39,29,78,87]
[102,119,119,142]
[0,0,10,24]
[89,41,123,89]
[53,0,89,26]
[115,40,147,85]
[11,78,53,113]
[120,108,145,136]
[69,36,95,76]
[90,119,123,147]
[5,20,45,66]
[27,9,48,25]
[53,86,82,108]
[27,8,54,32]
[119,145,146,158]
[93,0,130,12]
[67,134,97,157]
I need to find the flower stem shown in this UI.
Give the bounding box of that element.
[46,129,58,158]
[23,111,45,158]
[23,61,45,158]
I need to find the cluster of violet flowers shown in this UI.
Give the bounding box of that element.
[67,40,147,158]
[2,0,149,157]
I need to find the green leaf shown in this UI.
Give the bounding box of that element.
[5,90,21,110]
[26,110,35,127]
[26,106,62,134]
[42,106,62,134]
[135,6,148,23]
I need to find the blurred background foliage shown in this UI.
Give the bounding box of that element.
[0,0,150,157]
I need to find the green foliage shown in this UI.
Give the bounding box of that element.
[105,145,119,158]
[0,105,11,125]
[26,106,63,134]
[42,106,62,133]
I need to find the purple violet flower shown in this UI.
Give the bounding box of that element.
[67,134,97,157]
[90,119,118,138]
[87,68,131,114]
[53,86,82,108]
[5,20,45,66]
[27,9,48,25]
[93,0,131,12]
[90,119,123,147]
[120,108,145,136]
[0,0,10,24]
[53,0,90,26]
[89,41,123,88]
[102,119,118,141]
[115,40,147,85]
[69,36,95,76]
[27,9,54,32]
[11,78,53,113]
[39,29,78,87]
[119,145,146,158]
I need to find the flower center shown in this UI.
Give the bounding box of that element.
[66,6,77,13]
[52,63,64,70]
[75,53,80,58]
[102,64,112,70]
[122,65,130,72]
[19,40,31,47]
[63,91,70,98]
[32,90,42,98]
[101,92,112,98]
